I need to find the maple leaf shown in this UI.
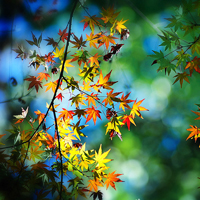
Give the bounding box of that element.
[98,34,118,50]
[34,110,46,124]
[80,81,92,92]
[89,53,101,67]
[185,56,200,76]
[87,179,103,192]
[29,146,45,162]
[53,45,65,60]
[101,7,120,24]
[102,89,122,107]
[71,50,89,66]
[86,33,100,49]
[45,52,55,63]
[119,92,134,111]
[44,81,58,93]
[59,59,74,73]
[86,93,100,107]
[80,15,101,34]
[14,107,29,119]
[37,72,51,81]
[58,108,74,121]
[56,93,64,102]
[94,144,111,167]
[173,72,190,88]
[24,76,43,93]
[104,171,123,190]
[92,70,117,92]
[69,94,86,108]
[86,106,102,125]
[44,37,58,47]
[13,45,28,60]
[44,133,56,149]
[71,120,88,140]
[130,99,148,119]
[186,125,200,142]
[26,32,42,48]
[122,115,136,130]
[58,28,68,42]
[70,34,86,49]
[79,64,99,82]
[115,19,128,34]
[73,108,87,119]
[90,190,103,200]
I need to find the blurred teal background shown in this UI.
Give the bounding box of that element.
[1,0,200,200]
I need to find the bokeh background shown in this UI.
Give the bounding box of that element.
[1,0,200,200]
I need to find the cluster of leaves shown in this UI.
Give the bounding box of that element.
[150,0,200,145]
[1,1,148,200]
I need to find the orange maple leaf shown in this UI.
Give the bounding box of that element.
[186,125,200,142]
[87,179,103,192]
[119,92,134,111]
[44,81,62,93]
[130,99,148,119]
[34,110,46,124]
[92,70,117,92]
[86,93,100,107]
[102,89,121,106]
[58,108,74,121]
[104,171,123,190]
[86,33,100,49]
[37,72,51,81]
[98,34,118,50]
[24,76,42,93]
[86,106,101,125]
[89,53,101,67]
[45,52,55,63]
[185,56,200,76]
[80,15,101,34]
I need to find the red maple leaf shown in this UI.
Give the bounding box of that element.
[58,28,68,42]
[86,106,102,125]
[56,93,64,102]
[24,76,43,93]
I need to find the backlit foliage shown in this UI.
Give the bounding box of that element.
[0,1,148,199]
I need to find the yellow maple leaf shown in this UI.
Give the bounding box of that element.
[53,45,65,60]
[44,81,62,93]
[59,59,74,73]
[115,19,128,34]
[94,144,111,167]
[89,53,101,67]
[130,99,148,119]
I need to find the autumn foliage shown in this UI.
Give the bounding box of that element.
[0,1,148,199]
